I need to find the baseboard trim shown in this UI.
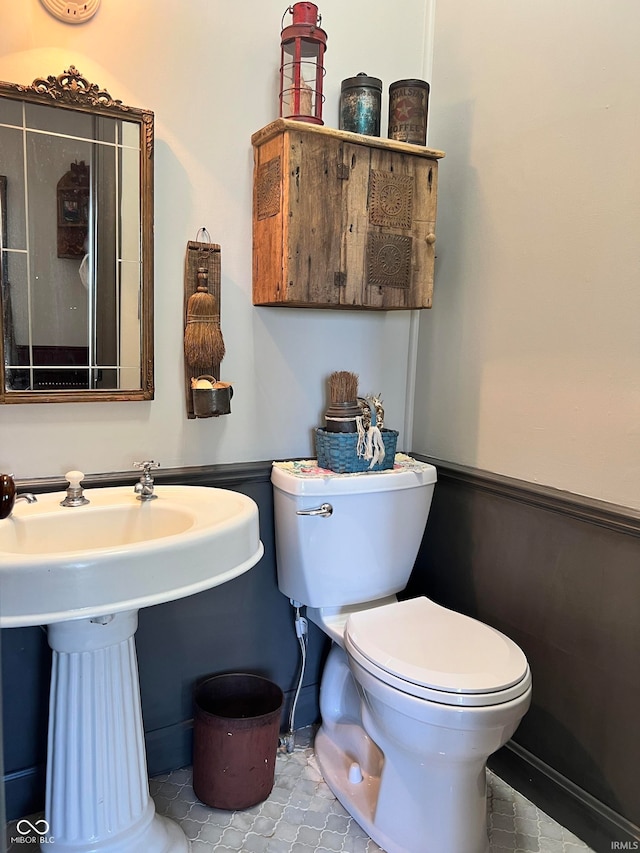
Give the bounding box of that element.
[489,741,640,852]
[146,720,195,777]
[3,765,46,824]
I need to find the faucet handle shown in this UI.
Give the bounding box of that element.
[61,470,89,507]
[133,460,160,476]
[65,470,85,489]
[1,473,16,520]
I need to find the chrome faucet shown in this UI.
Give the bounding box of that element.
[133,460,159,501]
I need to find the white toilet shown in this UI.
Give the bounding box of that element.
[272,458,532,853]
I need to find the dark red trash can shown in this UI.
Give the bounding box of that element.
[192,673,284,810]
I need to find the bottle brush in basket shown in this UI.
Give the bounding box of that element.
[324,371,361,433]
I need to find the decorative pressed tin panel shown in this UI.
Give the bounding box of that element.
[367,232,412,288]
[369,170,414,229]
[257,156,281,219]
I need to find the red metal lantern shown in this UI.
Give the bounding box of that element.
[279,3,327,125]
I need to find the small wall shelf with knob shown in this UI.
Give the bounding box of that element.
[251,119,445,311]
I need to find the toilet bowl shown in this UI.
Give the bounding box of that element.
[271,459,532,853]
[310,596,531,853]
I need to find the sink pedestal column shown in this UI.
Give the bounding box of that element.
[46,610,189,853]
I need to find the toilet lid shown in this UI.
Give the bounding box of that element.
[345,597,529,698]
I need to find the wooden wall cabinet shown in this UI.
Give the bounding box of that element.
[251,119,444,310]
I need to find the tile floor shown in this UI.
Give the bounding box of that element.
[150,742,595,853]
[6,733,596,852]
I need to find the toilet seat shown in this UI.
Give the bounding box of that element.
[344,596,531,708]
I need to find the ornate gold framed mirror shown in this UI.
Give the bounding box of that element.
[0,67,154,403]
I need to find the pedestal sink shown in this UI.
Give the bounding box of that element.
[0,485,264,852]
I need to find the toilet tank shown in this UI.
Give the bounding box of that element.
[271,461,437,608]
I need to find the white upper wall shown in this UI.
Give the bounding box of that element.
[0,0,433,480]
[413,0,640,509]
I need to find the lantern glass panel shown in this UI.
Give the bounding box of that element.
[281,39,322,118]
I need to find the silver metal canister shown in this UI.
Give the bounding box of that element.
[339,72,382,136]
[388,78,430,145]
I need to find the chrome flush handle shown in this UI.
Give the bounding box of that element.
[295,503,333,518]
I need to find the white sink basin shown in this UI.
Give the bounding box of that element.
[0,482,264,853]
[0,484,263,627]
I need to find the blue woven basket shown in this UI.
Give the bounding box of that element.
[315,427,398,473]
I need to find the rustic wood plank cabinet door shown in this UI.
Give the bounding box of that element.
[252,119,444,311]
[287,130,343,306]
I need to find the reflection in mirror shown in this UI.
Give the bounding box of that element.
[0,67,154,403]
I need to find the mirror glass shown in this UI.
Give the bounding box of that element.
[0,67,154,403]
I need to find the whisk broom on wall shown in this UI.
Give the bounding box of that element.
[183,229,226,418]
